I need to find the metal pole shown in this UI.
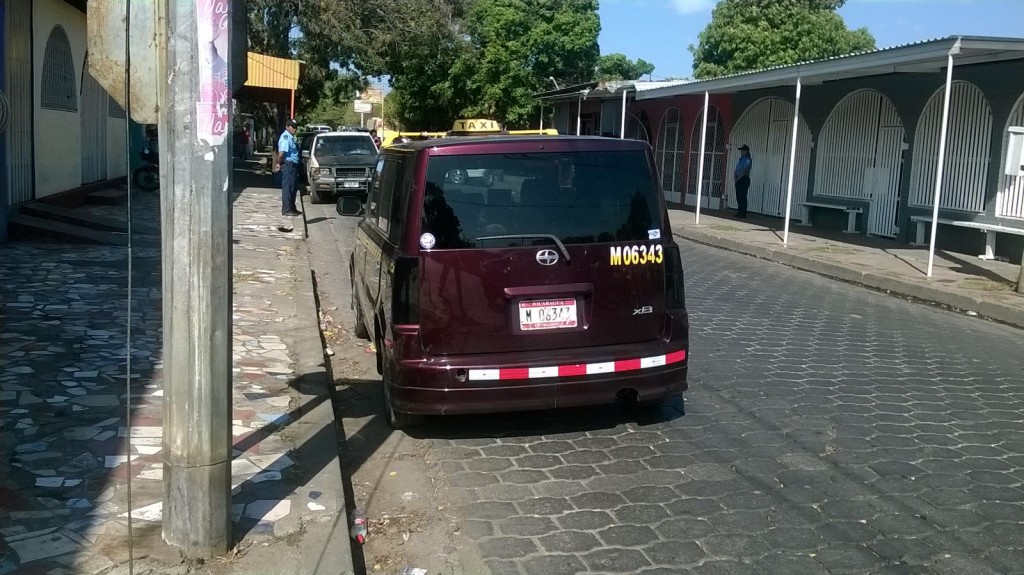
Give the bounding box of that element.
[160,0,233,558]
[0,0,7,243]
[620,88,628,139]
[927,51,957,277]
[576,95,582,136]
[539,104,544,130]
[289,88,295,119]
[695,91,710,224]
[782,76,802,245]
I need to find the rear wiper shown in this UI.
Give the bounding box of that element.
[474,234,571,263]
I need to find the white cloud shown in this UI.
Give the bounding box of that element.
[672,0,716,15]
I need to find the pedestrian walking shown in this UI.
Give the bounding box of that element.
[734,144,752,219]
[241,127,251,159]
[274,119,302,216]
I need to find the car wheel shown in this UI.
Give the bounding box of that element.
[352,291,370,340]
[133,166,159,191]
[635,393,684,415]
[382,362,423,430]
[310,187,325,204]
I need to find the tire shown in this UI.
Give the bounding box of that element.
[382,365,423,430]
[635,393,684,414]
[310,186,325,204]
[352,291,370,340]
[133,166,159,191]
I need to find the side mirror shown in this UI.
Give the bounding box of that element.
[336,197,363,217]
[302,150,310,159]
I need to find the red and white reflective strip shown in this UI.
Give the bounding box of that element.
[468,350,686,381]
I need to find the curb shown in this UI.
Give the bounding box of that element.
[675,228,1024,330]
[285,232,355,574]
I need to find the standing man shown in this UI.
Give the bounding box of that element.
[240,127,251,159]
[274,119,302,216]
[733,144,752,219]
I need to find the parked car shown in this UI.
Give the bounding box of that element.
[304,131,379,204]
[350,135,689,428]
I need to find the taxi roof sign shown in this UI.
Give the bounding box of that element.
[450,119,502,135]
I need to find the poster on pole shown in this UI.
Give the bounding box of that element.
[196,0,230,147]
[354,100,372,114]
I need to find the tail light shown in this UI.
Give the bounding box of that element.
[664,243,686,310]
[391,256,419,324]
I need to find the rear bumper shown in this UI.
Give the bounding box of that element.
[387,317,689,415]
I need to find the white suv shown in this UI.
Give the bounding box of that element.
[304,132,380,204]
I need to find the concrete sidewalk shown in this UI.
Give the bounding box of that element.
[0,166,355,575]
[668,208,1024,329]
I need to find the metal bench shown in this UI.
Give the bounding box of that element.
[799,201,863,234]
[909,215,1024,260]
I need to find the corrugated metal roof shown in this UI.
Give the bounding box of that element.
[244,53,300,91]
[635,80,690,92]
[535,80,691,102]
[638,35,1024,100]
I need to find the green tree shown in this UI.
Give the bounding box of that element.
[451,0,600,127]
[597,53,655,81]
[245,0,378,111]
[378,1,473,130]
[689,0,875,79]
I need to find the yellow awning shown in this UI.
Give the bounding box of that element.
[244,53,300,91]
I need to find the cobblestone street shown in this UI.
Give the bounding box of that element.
[416,240,1024,575]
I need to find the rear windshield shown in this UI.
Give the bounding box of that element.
[314,136,377,158]
[421,150,660,249]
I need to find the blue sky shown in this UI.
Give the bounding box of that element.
[598,0,1024,80]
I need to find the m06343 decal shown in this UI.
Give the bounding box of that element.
[610,244,664,266]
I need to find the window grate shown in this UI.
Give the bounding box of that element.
[41,25,77,112]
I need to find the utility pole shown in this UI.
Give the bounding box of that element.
[158,0,233,557]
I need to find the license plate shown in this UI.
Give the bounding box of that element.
[519,299,577,331]
[343,181,360,188]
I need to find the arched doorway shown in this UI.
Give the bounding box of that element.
[814,90,905,237]
[684,104,726,209]
[909,81,992,213]
[997,91,1024,220]
[655,108,685,204]
[624,111,651,144]
[726,98,812,220]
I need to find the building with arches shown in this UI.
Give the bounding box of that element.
[1,0,133,242]
[538,36,1024,262]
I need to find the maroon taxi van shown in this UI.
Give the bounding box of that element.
[350,135,689,428]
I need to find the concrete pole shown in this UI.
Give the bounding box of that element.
[159,0,233,558]
[927,49,957,278]
[695,91,709,224]
[782,76,802,245]
[1017,251,1024,294]
[576,95,582,136]
[620,88,628,139]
